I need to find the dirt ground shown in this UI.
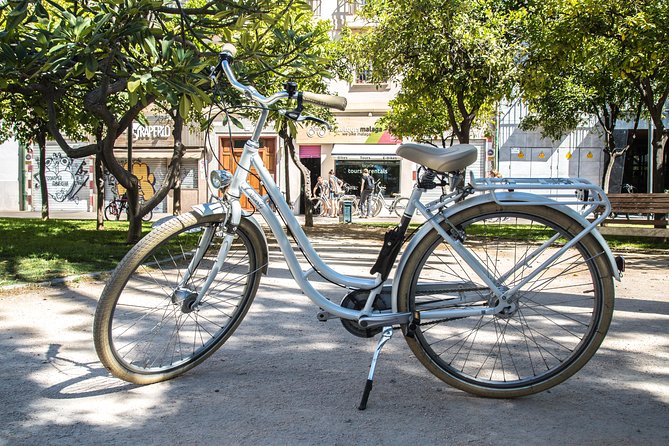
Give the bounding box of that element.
[1,228,668,446]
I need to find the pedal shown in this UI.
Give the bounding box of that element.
[316,310,336,322]
[358,326,393,410]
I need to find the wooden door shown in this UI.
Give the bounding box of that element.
[219,137,276,210]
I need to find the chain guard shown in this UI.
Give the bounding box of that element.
[340,289,391,338]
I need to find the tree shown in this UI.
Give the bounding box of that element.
[344,0,518,144]
[520,0,669,192]
[616,1,669,192]
[519,0,642,191]
[1,0,335,241]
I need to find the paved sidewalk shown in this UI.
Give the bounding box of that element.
[0,216,668,445]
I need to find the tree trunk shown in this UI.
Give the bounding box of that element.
[36,132,49,221]
[125,184,143,244]
[95,153,105,230]
[279,122,313,227]
[652,129,667,193]
[173,181,181,215]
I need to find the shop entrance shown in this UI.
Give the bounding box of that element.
[218,137,276,210]
[335,160,401,196]
[298,145,322,214]
[621,129,649,193]
[299,158,321,214]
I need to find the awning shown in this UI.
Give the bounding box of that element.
[112,149,203,159]
[331,144,400,160]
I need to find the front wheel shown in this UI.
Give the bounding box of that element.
[94,212,264,384]
[397,203,614,397]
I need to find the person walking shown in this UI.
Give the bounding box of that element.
[359,168,374,218]
[328,169,343,218]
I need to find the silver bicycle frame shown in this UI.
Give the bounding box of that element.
[196,57,614,326]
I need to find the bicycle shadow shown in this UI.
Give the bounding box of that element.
[40,343,138,400]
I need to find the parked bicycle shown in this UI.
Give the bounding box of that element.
[311,183,358,217]
[104,194,153,222]
[94,45,622,410]
[368,180,409,217]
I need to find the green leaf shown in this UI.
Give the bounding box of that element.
[128,79,141,93]
[230,115,244,129]
[178,94,191,119]
[84,56,97,80]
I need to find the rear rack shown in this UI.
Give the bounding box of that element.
[470,176,611,225]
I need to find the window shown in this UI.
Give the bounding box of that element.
[354,64,372,84]
[347,0,366,15]
[308,0,321,16]
[355,65,373,84]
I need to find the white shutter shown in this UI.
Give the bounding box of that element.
[31,144,91,212]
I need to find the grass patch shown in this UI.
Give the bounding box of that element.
[1,217,665,286]
[358,221,669,251]
[0,218,151,285]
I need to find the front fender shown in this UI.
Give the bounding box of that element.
[391,192,620,312]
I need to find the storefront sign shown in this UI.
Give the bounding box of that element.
[133,125,171,140]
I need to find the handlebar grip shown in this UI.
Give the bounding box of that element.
[221,43,237,58]
[301,92,347,111]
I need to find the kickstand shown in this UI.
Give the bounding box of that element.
[358,326,394,410]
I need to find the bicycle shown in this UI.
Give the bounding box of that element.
[104,195,153,222]
[93,45,622,410]
[369,180,409,217]
[311,183,358,217]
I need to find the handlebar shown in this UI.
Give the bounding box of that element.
[216,44,347,111]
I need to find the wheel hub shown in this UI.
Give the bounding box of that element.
[488,287,519,318]
[171,288,199,313]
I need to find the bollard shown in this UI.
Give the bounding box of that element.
[341,199,353,223]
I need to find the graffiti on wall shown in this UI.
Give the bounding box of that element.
[34,153,89,203]
[107,160,156,200]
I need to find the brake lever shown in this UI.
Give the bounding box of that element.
[297,115,331,130]
[280,109,331,130]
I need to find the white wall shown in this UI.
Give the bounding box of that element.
[497,101,605,185]
[0,139,20,210]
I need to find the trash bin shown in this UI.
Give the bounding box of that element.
[341,198,353,223]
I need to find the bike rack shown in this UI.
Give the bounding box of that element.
[470,176,611,223]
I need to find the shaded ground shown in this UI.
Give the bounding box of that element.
[0,230,668,446]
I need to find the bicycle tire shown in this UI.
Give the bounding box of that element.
[393,198,409,217]
[142,210,153,222]
[371,197,384,217]
[94,212,264,384]
[311,197,327,217]
[104,203,116,221]
[397,203,614,397]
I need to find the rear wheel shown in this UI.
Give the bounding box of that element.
[393,198,409,217]
[397,203,614,397]
[371,197,384,217]
[104,203,118,221]
[311,197,327,216]
[94,212,264,384]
